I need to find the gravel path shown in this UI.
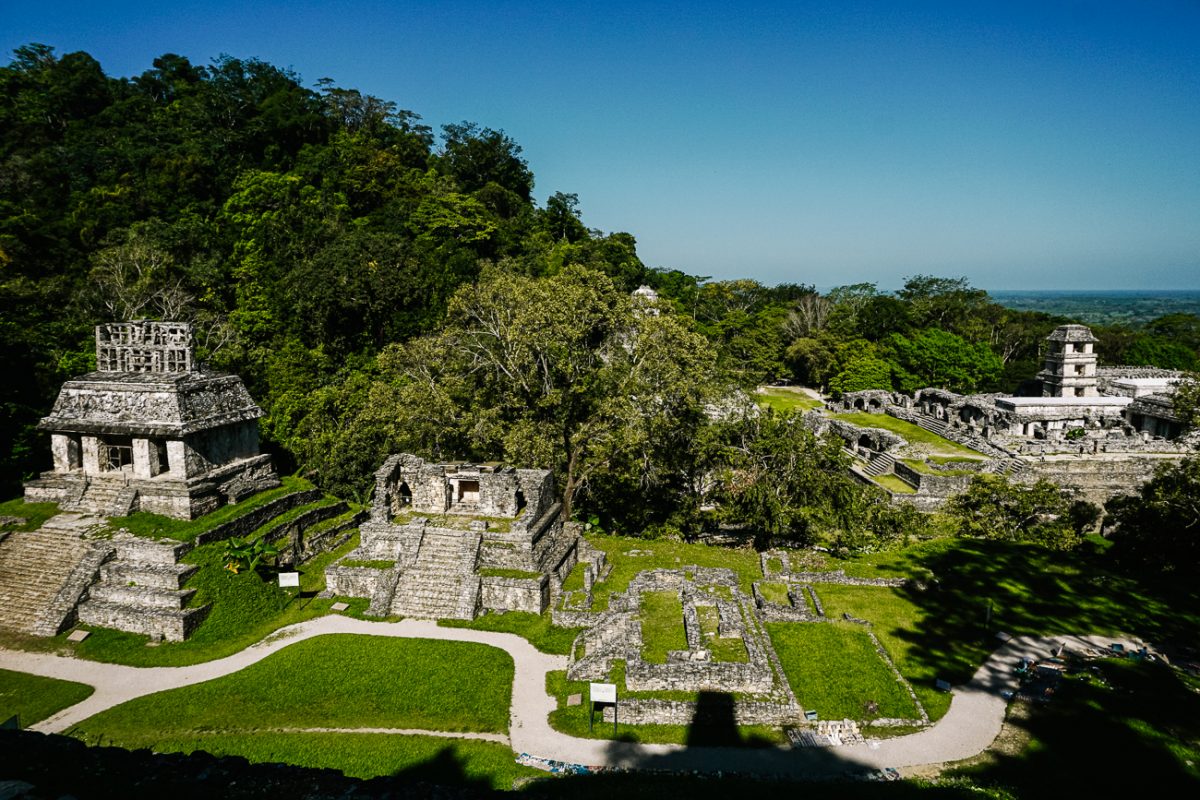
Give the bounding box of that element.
[0,618,1140,778]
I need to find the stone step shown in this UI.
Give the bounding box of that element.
[100,561,198,590]
[110,536,190,565]
[77,599,210,643]
[87,583,196,610]
[0,528,108,636]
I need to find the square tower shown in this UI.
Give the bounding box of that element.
[1038,324,1099,398]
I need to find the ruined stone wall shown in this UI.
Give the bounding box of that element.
[1025,456,1171,503]
[325,565,391,598]
[516,469,554,519]
[480,574,548,613]
[893,461,974,497]
[599,698,802,726]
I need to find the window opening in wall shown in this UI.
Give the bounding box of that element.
[154,440,168,476]
[1075,387,1085,397]
[515,490,526,512]
[457,479,480,504]
[1075,364,1086,375]
[397,481,412,506]
[102,443,133,471]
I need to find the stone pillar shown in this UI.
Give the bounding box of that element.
[131,438,162,478]
[166,440,188,478]
[81,435,101,474]
[50,434,81,472]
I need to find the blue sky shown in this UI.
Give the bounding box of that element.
[3,1,1198,289]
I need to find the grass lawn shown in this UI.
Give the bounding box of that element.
[767,622,920,721]
[546,669,785,746]
[0,498,60,531]
[901,458,976,477]
[70,635,513,741]
[132,732,539,791]
[477,567,542,579]
[757,582,791,605]
[640,591,687,663]
[100,476,316,541]
[950,658,1200,795]
[833,413,984,458]
[585,533,762,609]
[695,605,748,662]
[439,611,582,655]
[0,668,93,726]
[756,387,824,413]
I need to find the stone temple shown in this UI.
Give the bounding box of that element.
[24,321,279,519]
[325,454,591,620]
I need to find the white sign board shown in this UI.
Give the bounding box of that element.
[590,682,617,704]
[277,571,300,588]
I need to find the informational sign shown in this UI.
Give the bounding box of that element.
[278,571,300,588]
[590,682,617,704]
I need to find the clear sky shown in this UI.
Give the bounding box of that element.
[3,0,1198,289]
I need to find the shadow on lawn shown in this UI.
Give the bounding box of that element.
[878,539,1200,688]
[390,745,495,794]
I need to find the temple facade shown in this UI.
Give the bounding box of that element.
[24,321,279,519]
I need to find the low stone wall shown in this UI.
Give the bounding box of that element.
[480,574,548,613]
[893,462,973,497]
[324,563,391,598]
[752,582,822,622]
[193,489,324,546]
[77,599,209,642]
[600,697,801,726]
[784,569,908,588]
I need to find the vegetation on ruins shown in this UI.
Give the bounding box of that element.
[944,474,1096,551]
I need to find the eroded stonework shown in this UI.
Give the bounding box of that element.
[24,321,279,519]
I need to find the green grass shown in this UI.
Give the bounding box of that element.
[695,605,748,662]
[70,635,513,740]
[902,458,976,477]
[767,622,920,721]
[0,498,60,531]
[0,668,93,726]
[101,476,315,541]
[391,509,519,533]
[951,658,1200,795]
[871,473,917,494]
[833,413,984,457]
[560,561,587,592]
[640,591,687,663]
[545,670,785,746]
[255,497,345,541]
[585,533,762,610]
[120,731,539,791]
[757,581,792,605]
[756,387,824,413]
[439,611,581,655]
[478,567,542,579]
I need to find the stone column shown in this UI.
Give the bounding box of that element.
[166,440,188,478]
[132,438,161,478]
[81,435,101,474]
[50,434,81,472]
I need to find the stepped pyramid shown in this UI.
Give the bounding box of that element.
[389,529,481,619]
[0,515,111,636]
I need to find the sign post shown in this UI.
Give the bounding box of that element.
[589,682,618,737]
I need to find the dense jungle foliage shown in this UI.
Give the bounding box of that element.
[2,46,1197,551]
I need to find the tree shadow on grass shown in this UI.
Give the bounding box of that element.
[390,744,495,794]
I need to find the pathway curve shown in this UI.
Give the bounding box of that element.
[0,619,1140,778]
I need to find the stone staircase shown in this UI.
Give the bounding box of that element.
[389,529,482,620]
[62,479,139,517]
[76,535,209,642]
[864,452,896,477]
[0,517,112,636]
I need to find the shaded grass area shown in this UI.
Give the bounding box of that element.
[640,590,687,663]
[525,773,1001,800]
[101,476,315,541]
[71,635,513,740]
[63,532,366,667]
[585,533,762,610]
[439,611,581,655]
[951,658,1200,795]
[767,622,920,721]
[0,669,93,726]
[0,498,60,531]
[756,387,824,413]
[546,669,785,746]
[128,732,538,791]
[833,413,984,457]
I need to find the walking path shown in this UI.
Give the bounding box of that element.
[0,618,1140,778]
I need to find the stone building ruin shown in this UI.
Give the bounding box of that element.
[325,454,591,620]
[825,324,1193,506]
[24,321,279,519]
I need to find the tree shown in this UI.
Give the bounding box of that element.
[884,328,1003,393]
[1106,456,1200,574]
[829,354,895,395]
[437,122,534,201]
[1173,374,1200,432]
[946,474,1084,550]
